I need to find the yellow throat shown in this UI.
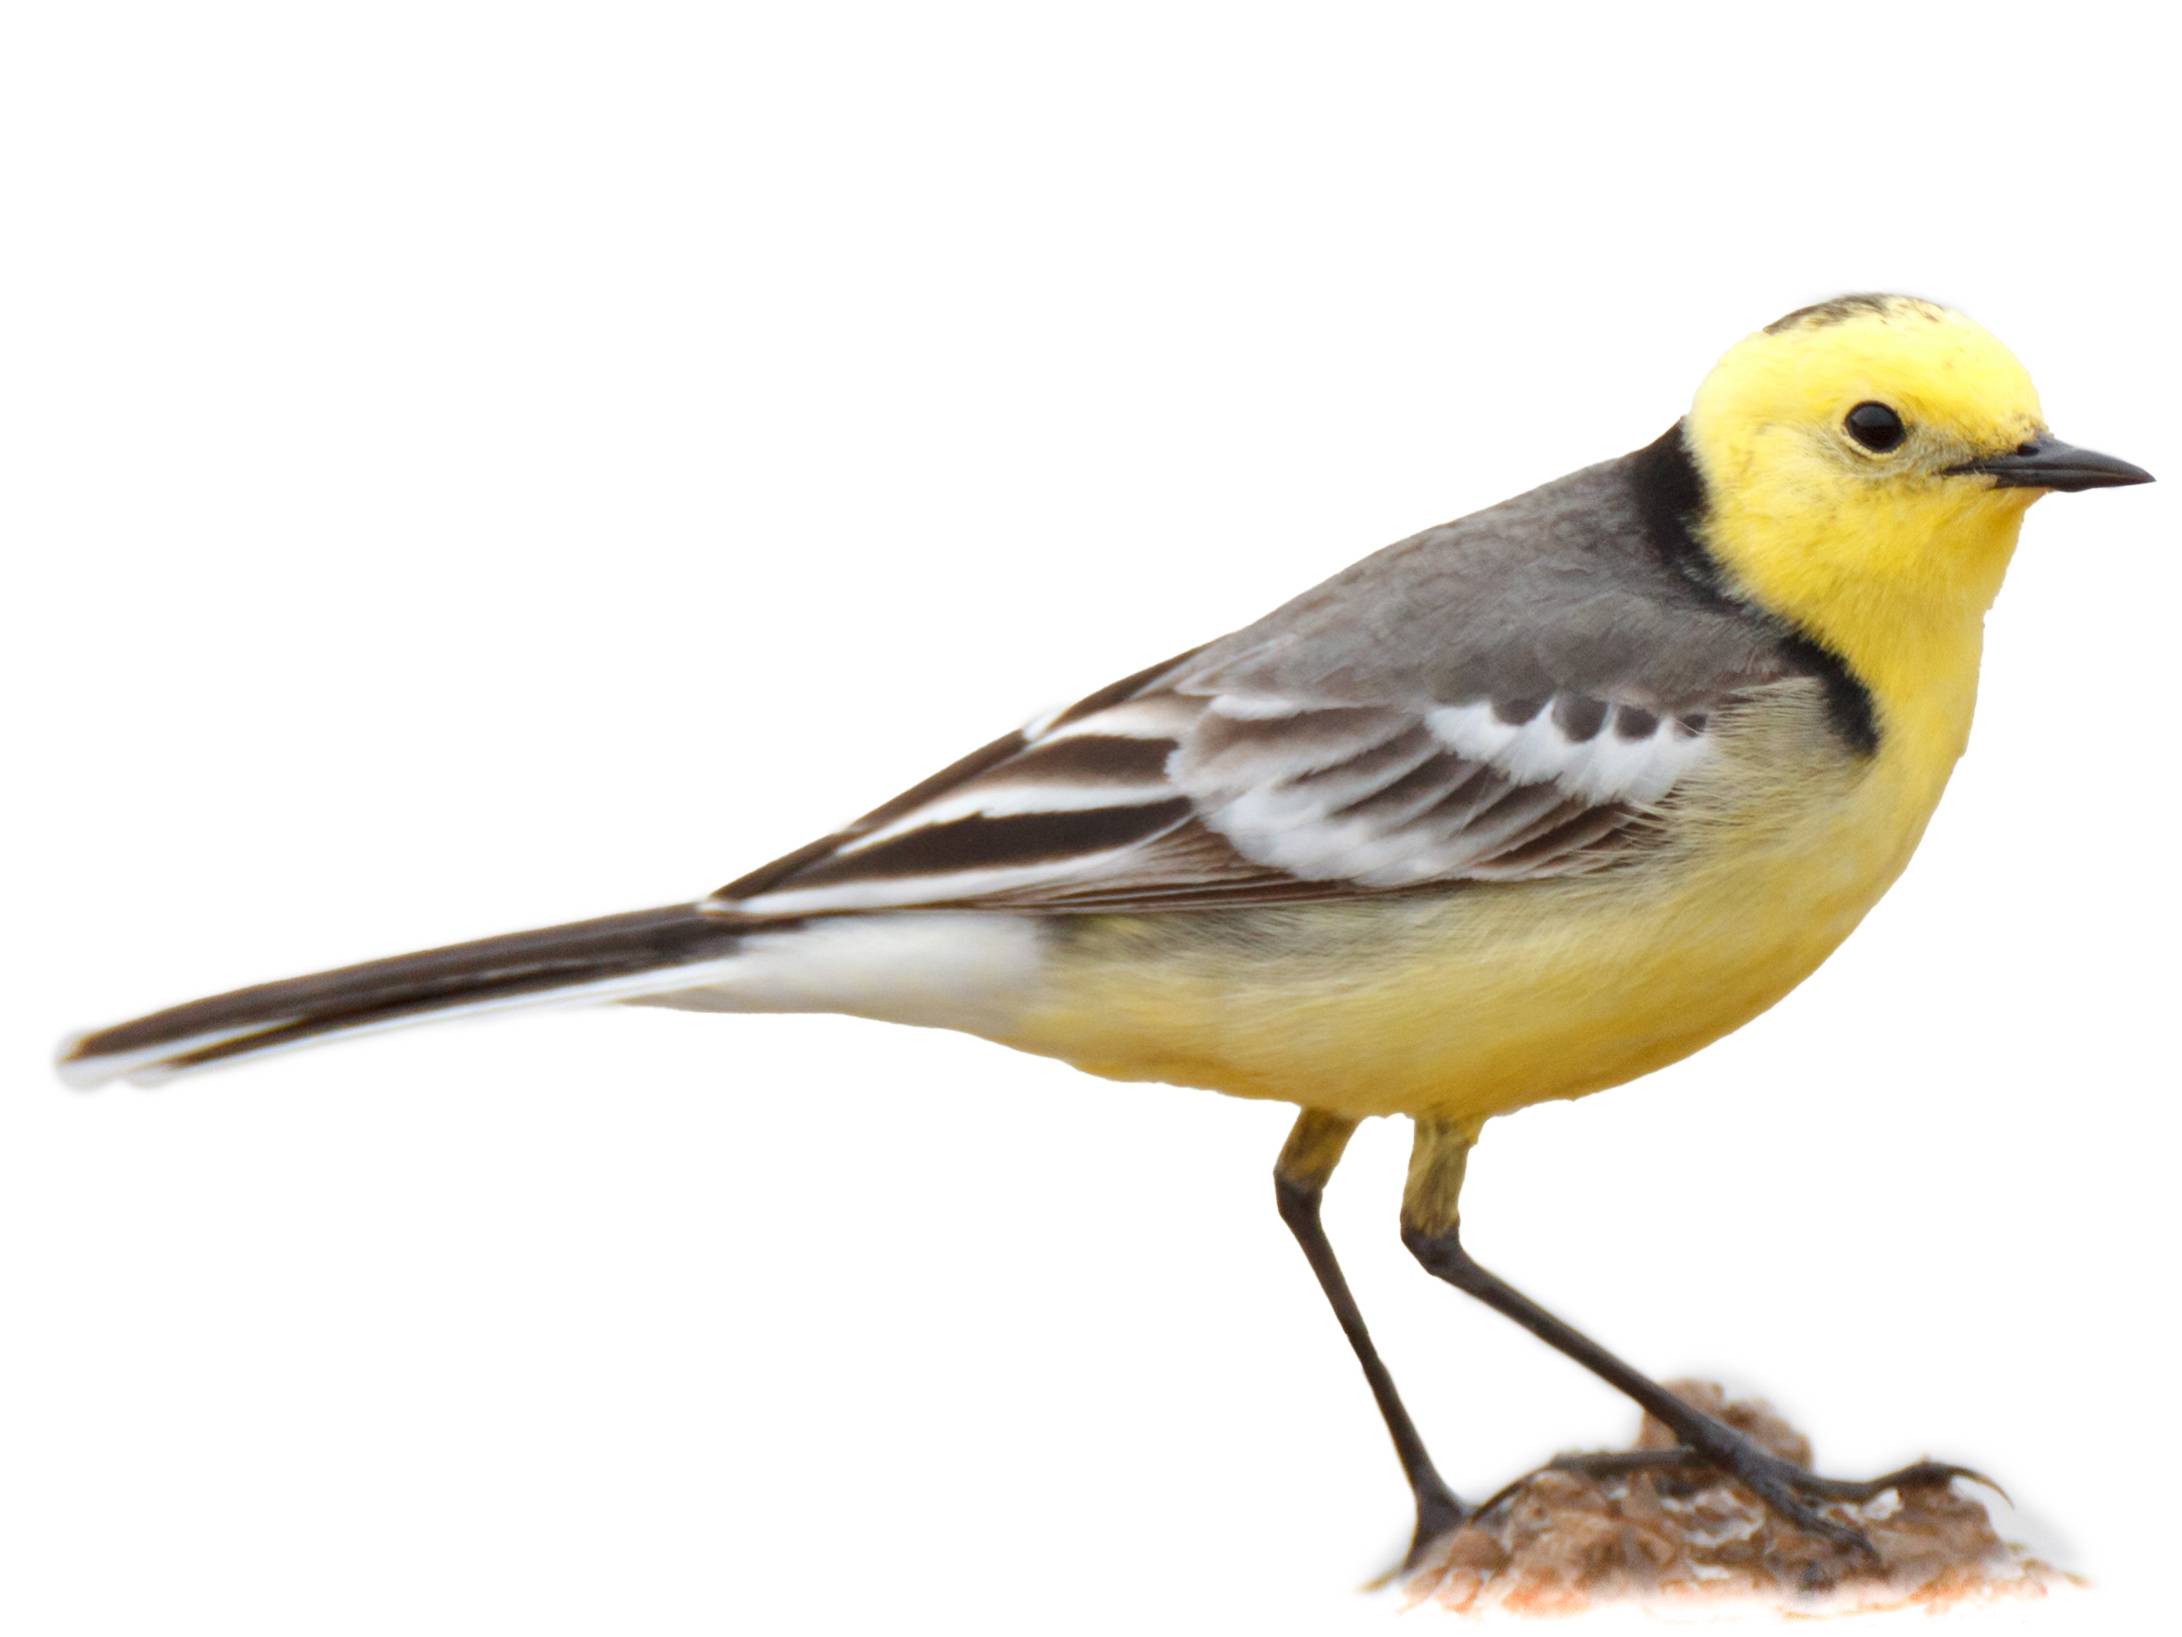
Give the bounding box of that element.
[1683,297,2045,760]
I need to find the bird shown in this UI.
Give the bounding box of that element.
[58,293,2152,1569]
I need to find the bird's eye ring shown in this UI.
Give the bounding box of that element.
[1844,401,1907,453]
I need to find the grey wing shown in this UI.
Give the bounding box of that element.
[714,446,1822,919]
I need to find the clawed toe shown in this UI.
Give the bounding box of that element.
[1797,1458,2007,1506]
[1736,1464,1884,1563]
[1477,1443,1997,1564]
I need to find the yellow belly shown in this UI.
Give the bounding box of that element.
[998,683,1970,1125]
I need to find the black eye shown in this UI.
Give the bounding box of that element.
[1844,401,1907,453]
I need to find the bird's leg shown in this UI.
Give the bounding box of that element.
[1275,1110,1467,1568]
[1397,1119,1985,1562]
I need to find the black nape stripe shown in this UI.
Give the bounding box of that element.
[1629,421,1879,758]
[1631,421,1722,600]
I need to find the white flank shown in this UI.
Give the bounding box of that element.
[648,914,1045,1036]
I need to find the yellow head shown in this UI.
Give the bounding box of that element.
[1681,294,2149,703]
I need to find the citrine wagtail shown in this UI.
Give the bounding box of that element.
[59,294,2153,1566]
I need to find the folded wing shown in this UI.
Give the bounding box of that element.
[713,661,1736,918]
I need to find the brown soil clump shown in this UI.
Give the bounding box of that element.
[1402,1381,2068,1616]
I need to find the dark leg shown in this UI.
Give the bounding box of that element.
[1397,1119,1983,1560]
[1275,1110,1466,1567]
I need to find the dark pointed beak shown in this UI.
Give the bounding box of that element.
[1946,436,2154,493]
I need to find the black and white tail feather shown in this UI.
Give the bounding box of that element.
[57,906,757,1088]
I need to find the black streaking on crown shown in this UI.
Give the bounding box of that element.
[1763,293,1943,334]
[1628,420,1879,758]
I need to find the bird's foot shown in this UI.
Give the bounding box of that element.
[1478,1442,1998,1566]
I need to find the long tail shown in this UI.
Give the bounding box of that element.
[57,904,753,1089]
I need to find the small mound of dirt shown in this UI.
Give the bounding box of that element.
[1402,1381,2068,1616]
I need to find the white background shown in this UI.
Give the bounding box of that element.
[4,4,2176,1632]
